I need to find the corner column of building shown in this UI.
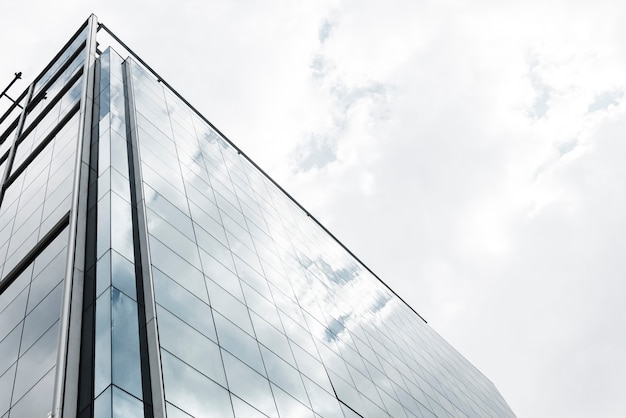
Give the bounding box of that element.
[75,36,160,418]
[122,58,167,418]
[53,14,99,418]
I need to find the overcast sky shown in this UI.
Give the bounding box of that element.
[2,1,626,417]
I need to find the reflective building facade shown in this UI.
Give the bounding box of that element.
[0,16,515,418]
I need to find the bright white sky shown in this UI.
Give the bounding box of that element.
[2,1,626,417]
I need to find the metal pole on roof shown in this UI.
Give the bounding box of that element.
[0,72,23,108]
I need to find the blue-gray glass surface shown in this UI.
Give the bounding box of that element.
[0,227,69,418]
[91,47,146,415]
[128,58,514,418]
[0,35,83,283]
[32,24,88,96]
[0,51,84,417]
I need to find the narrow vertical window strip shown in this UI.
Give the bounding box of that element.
[76,51,101,417]
[123,57,162,418]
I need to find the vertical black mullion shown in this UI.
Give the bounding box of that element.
[124,84,154,418]
[124,69,154,418]
[123,58,164,418]
[76,54,101,417]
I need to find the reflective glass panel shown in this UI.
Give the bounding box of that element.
[125,55,515,418]
[33,25,87,94]
[161,350,234,418]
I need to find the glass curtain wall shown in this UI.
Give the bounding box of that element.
[77,46,149,418]
[0,20,89,418]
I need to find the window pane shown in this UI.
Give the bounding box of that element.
[12,320,59,402]
[221,351,277,418]
[111,288,142,399]
[214,312,264,375]
[112,386,143,418]
[7,367,55,418]
[157,306,226,386]
[20,282,63,354]
[161,350,233,418]
[152,268,216,341]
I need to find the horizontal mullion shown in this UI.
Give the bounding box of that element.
[0,210,70,295]
[19,68,84,142]
[4,102,80,189]
[26,43,86,110]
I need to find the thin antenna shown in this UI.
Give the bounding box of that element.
[1,72,23,108]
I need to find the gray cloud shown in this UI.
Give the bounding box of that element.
[309,53,328,79]
[527,56,553,119]
[318,19,334,43]
[296,133,338,171]
[557,138,577,157]
[588,89,623,113]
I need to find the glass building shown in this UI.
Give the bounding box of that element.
[0,16,515,418]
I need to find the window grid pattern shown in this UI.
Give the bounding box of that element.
[127,59,514,418]
[89,47,146,417]
[0,21,88,418]
[32,25,88,97]
[0,37,85,283]
[0,227,69,417]
[0,103,80,281]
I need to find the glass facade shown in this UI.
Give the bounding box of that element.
[0,17,91,418]
[0,15,515,418]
